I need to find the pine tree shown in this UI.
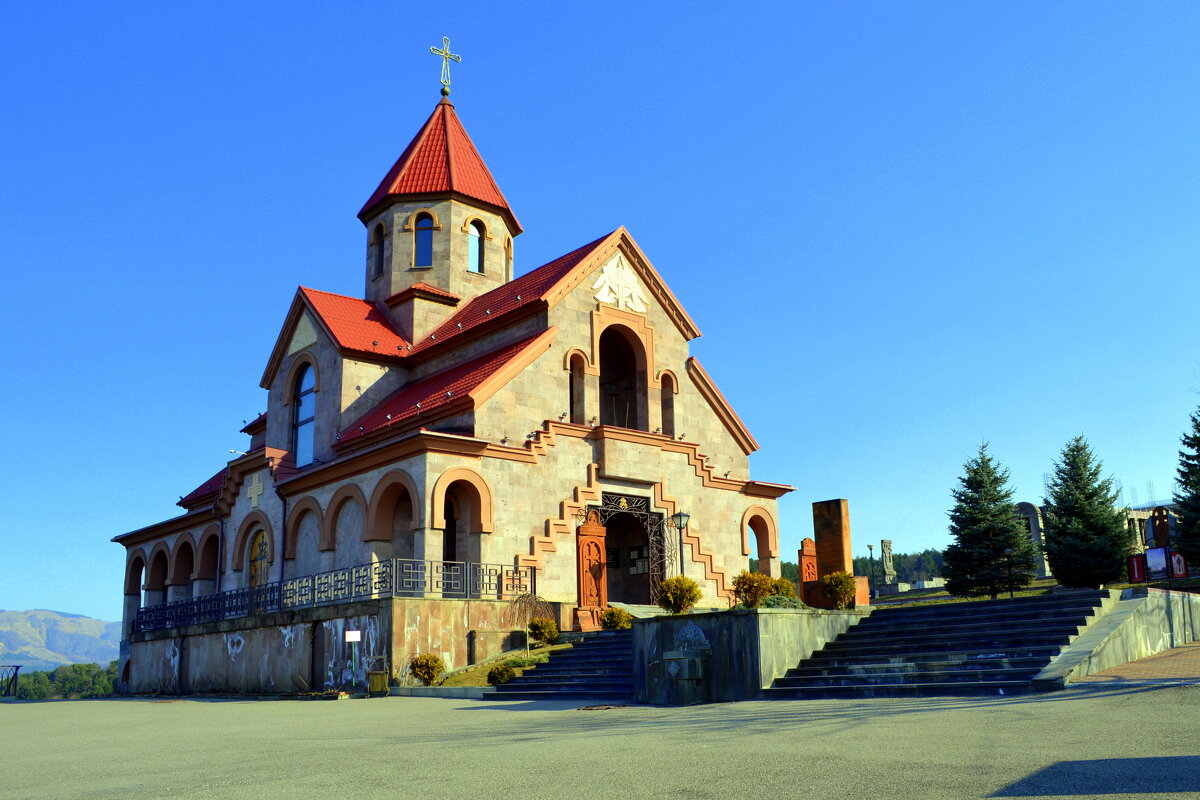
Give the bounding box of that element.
[943,444,1039,598]
[1172,408,1200,563]
[1042,436,1132,588]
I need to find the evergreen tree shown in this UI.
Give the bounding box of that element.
[943,444,1039,598]
[1042,436,1132,588]
[1173,408,1200,563]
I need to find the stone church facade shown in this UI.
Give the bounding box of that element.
[114,95,793,693]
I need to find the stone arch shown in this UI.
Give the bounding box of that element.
[566,351,588,424]
[365,470,421,542]
[459,214,494,239]
[401,207,444,231]
[125,549,147,595]
[431,467,494,534]
[321,484,368,551]
[741,506,780,561]
[196,525,220,579]
[597,323,650,431]
[170,533,196,586]
[657,369,678,438]
[233,511,275,570]
[282,351,321,406]
[285,496,324,558]
[145,543,171,603]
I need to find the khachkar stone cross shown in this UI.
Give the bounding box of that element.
[246,472,264,509]
[881,539,896,584]
[430,36,461,97]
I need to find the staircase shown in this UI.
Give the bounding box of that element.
[486,629,634,701]
[765,590,1108,698]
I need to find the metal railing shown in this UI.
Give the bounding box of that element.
[134,558,535,633]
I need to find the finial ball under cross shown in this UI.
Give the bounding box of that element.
[430,36,461,97]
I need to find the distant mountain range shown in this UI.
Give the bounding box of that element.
[0,610,121,671]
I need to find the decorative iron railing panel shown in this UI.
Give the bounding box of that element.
[133,558,536,633]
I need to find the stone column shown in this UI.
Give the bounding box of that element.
[192,579,216,598]
[122,593,141,639]
[412,527,445,598]
[167,583,190,602]
[143,588,165,607]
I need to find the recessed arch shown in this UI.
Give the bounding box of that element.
[196,525,221,585]
[365,470,421,542]
[459,215,493,239]
[282,352,321,404]
[285,496,324,558]
[145,543,171,592]
[741,506,779,561]
[598,324,650,431]
[321,484,368,551]
[655,368,680,392]
[431,467,494,534]
[125,549,148,595]
[233,511,275,570]
[169,533,197,586]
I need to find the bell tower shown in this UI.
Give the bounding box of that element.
[357,95,522,337]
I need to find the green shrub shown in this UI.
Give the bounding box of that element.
[818,571,858,610]
[599,607,633,630]
[408,653,445,686]
[732,571,775,608]
[770,577,799,599]
[528,617,559,645]
[503,653,548,669]
[486,664,515,685]
[760,594,804,609]
[656,575,703,614]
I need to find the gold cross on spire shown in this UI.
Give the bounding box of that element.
[430,37,461,97]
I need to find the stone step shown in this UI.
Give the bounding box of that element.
[763,680,1035,699]
[871,593,1103,621]
[833,623,1084,647]
[845,611,1096,637]
[819,633,1072,657]
[802,644,1064,668]
[484,689,633,701]
[773,666,1040,687]
[523,666,633,678]
[785,655,1048,678]
[491,678,634,692]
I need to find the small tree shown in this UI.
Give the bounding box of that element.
[770,577,798,599]
[1173,408,1200,564]
[1042,436,1133,588]
[818,571,857,610]
[732,571,774,608]
[943,444,1039,598]
[656,576,702,614]
[528,617,559,646]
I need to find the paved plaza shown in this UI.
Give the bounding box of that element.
[2,680,1198,800]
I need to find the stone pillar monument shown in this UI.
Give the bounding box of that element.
[881,539,896,585]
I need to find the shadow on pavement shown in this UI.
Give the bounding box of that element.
[991,755,1200,796]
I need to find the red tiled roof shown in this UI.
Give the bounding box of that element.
[385,282,461,307]
[359,98,520,231]
[240,412,267,434]
[178,467,227,507]
[338,332,548,445]
[300,287,410,358]
[409,232,613,355]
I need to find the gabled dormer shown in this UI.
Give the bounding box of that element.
[358,97,521,339]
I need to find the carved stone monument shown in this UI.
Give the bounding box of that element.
[881,539,896,585]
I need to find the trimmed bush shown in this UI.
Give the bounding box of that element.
[528,616,559,645]
[656,575,703,614]
[771,577,799,599]
[409,653,445,686]
[600,607,633,630]
[760,594,803,609]
[732,571,775,608]
[486,664,515,685]
[818,571,858,610]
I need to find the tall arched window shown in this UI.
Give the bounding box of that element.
[414,213,434,268]
[372,223,388,278]
[467,221,485,273]
[569,354,586,424]
[248,530,268,587]
[660,373,676,438]
[504,237,513,279]
[292,364,316,467]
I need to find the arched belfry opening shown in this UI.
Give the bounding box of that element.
[599,326,647,431]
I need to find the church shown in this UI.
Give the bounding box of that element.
[113,67,793,693]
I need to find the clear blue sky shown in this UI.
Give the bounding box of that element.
[3,3,1198,621]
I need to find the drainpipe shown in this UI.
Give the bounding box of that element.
[216,516,225,594]
[276,487,288,584]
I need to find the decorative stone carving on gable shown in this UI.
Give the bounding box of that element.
[592,253,649,313]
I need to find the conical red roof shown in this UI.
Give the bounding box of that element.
[359,98,521,232]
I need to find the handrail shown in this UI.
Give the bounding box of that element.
[134,557,535,633]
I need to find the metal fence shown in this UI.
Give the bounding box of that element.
[134,558,535,633]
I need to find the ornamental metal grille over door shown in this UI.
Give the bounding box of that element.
[579,493,675,604]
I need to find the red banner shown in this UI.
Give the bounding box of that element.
[1127,554,1147,582]
[1170,551,1189,579]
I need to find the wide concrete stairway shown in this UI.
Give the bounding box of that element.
[486,629,634,701]
[766,590,1108,698]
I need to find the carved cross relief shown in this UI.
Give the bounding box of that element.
[246,472,265,509]
[592,253,649,313]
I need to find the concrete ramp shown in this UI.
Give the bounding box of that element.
[1033,587,1200,690]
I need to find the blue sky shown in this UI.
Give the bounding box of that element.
[2,3,1198,621]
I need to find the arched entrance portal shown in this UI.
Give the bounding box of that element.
[581,493,675,605]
